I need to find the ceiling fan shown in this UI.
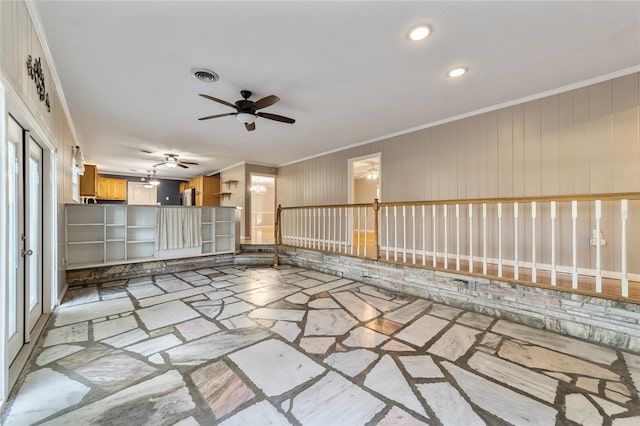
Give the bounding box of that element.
[198,90,295,132]
[153,154,199,169]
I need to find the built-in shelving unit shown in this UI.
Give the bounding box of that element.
[65,205,237,270]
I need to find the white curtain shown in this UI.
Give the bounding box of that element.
[157,208,202,250]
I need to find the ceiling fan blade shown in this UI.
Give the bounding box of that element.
[198,112,235,121]
[257,112,295,124]
[245,122,256,131]
[179,161,199,165]
[198,94,237,109]
[253,95,280,110]
[178,163,189,169]
[153,162,167,167]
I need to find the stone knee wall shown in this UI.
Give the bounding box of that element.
[279,247,640,352]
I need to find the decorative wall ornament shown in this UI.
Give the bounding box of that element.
[26,55,51,112]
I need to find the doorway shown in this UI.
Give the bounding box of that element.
[6,115,44,365]
[249,174,275,244]
[347,153,381,255]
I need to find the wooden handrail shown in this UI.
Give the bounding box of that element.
[279,192,640,211]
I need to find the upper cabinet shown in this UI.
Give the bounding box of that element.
[79,164,126,200]
[97,176,127,200]
[188,175,220,206]
[79,164,98,197]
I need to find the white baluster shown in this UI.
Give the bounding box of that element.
[444,205,448,269]
[357,206,361,257]
[456,204,460,271]
[514,202,519,280]
[498,202,502,277]
[595,200,602,293]
[364,206,368,258]
[333,208,337,252]
[412,205,416,264]
[394,205,398,262]
[551,201,556,285]
[422,205,426,266]
[469,204,473,273]
[531,202,537,283]
[350,207,354,256]
[402,205,407,263]
[482,203,487,275]
[385,206,390,260]
[339,207,343,253]
[621,199,629,298]
[572,200,578,289]
[432,205,437,267]
[322,208,326,250]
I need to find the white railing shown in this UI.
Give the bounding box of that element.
[276,193,640,301]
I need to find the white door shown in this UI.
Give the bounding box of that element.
[6,116,44,363]
[128,182,157,205]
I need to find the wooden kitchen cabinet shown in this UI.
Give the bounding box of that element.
[179,182,187,194]
[97,176,127,200]
[79,164,98,197]
[187,175,220,206]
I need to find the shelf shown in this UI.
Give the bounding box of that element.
[106,239,125,242]
[127,225,156,229]
[106,224,125,227]
[216,220,234,223]
[221,180,238,189]
[68,240,104,245]
[68,223,103,226]
[215,192,232,200]
[127,239,155,244]
[216,234,233,237]
[202,240,213,243]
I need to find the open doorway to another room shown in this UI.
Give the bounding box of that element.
[249,174,275,244]
[348,153,381,256]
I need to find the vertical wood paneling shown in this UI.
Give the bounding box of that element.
[486,111,499,197]
[589,81,614,193]
[573,87,591,193]
[524,100,541,196]
[541,96,560,196]
[477,114,489,198]
[612,74,639,192]
[558,91,575,195]
[466,117,479,199]
[498,108,513,197]
[512,105,525,196]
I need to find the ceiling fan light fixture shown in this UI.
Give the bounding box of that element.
[236,112,257,124]
[165,161,178,168]
[143,183,154,189]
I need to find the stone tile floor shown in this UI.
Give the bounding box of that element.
[2,265,640,425]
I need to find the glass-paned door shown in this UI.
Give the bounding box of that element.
[26,136,43,329]
[6,116,44,364]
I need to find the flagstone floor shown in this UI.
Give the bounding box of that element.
[2,265,640,425]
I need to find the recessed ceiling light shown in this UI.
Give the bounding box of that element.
[409,25,431,41]
[448,67,467,78]
[191,67,219,82]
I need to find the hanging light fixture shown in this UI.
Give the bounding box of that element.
[366,163,379,180]
[150,168,160,186]
[250,184,266,195]
[143,182,154,189]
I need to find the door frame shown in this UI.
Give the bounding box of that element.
[2,82,58,408]
[249,172,277,243]
[347,152,382,204]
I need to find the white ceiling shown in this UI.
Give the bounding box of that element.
[33,1,640,180]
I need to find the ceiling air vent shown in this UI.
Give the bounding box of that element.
[191,68,219,82]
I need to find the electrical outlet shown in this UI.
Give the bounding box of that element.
[468,280,477,291]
